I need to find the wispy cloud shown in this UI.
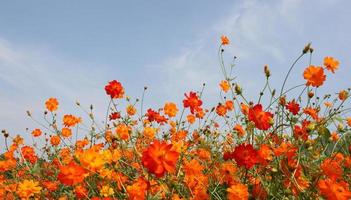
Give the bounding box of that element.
[0,38,109,145]
[149,0,350,105]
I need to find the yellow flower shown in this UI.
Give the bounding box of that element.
[100,185,114,197]
[17,179,42,199]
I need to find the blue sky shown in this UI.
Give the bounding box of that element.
[0,0,350,148]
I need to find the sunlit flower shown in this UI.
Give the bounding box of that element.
[142,140,179,177]
[45,97,59,112]
[227,182,249,200]
[187,114,196,124]
[58,162,87,186]
[324,56,339,73]
[100,185,114,197]
[286,100,300,115]
[164,102,178,117]
[63,114,81,127]
[338,90,348,101]
[126,104,137,116]
[233,124,245,137]
[232,143,258,169]
[318,178,351,200]
[221,35,230,45]
[303,65,326,87]
[16,179,42,199]
[31,128,42,137]
[105,80,125,99]
[248,104,273,130]
[127,178,148,200]
[116,123,130,140]
[50,135,61,146]
[183,91,202,114]
[61,127,72,137]
[219,80,230,93]
[216,103,227,116]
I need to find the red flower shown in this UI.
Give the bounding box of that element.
[286,100,300,115]
[293,120,310,140]
[232,144,258,169]
[248,104,273,130]
[105,80,125,99]
[146,109,168,124]
[109,112,121,120]
[57,162,87,186]
[183,92,202,114]
[141,140,179,177]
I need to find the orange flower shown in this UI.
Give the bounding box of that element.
[338,90,348,101]
[141,140,179,177]
[257,144,273,164]
[42,180,58,192]
[164,102,178,117]
[16,179,42,199]
[227,182,249,200]
[219,80,230,93]
[318,178,351,200]
[240,103,249,115]
[248,104,273,130]
[221,35,230,45]
[303,65,326,87]
[347,117,351,127]
[216,104,227,116]
[31,128,42,137]
[233,124,245,137]
[58,162,87,186]
[321,157,343,180]
[116,123,130,140]
[219,162,237,185]
[105,80,125,99]
[61,128,72,137]
[143,126,156,139]
[324,56,339,73]
[187,114,196,124]
[50,135,61,146]
[74,185,88,199]
[126,105,137,116]
[45,97,59,112]
[303,107,318,120]
[63,114,81,127]
[21,146,38,164]
[126,178,148,200]
[183,91,202,114]
[225,100,234,111]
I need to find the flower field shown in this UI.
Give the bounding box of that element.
[1,36,351,199]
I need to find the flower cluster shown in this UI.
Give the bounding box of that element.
[1,36,351,200]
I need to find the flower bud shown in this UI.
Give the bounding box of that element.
[308,91,314,98]
[279,96,286,106]
[235,84,242,95]
[303,43,311,54]
[264,65,271,78]
[337,123,344,132]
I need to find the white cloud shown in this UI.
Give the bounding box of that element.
[0,38,110,149]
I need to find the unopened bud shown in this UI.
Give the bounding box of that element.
[308,91,314,98]
[26,111,32,117]
[264,65,271,78]
[303,43,311,54]
[337,123,344,132]
[279,96,286,106]
[76,101,80,106]
[235,84,242,95]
